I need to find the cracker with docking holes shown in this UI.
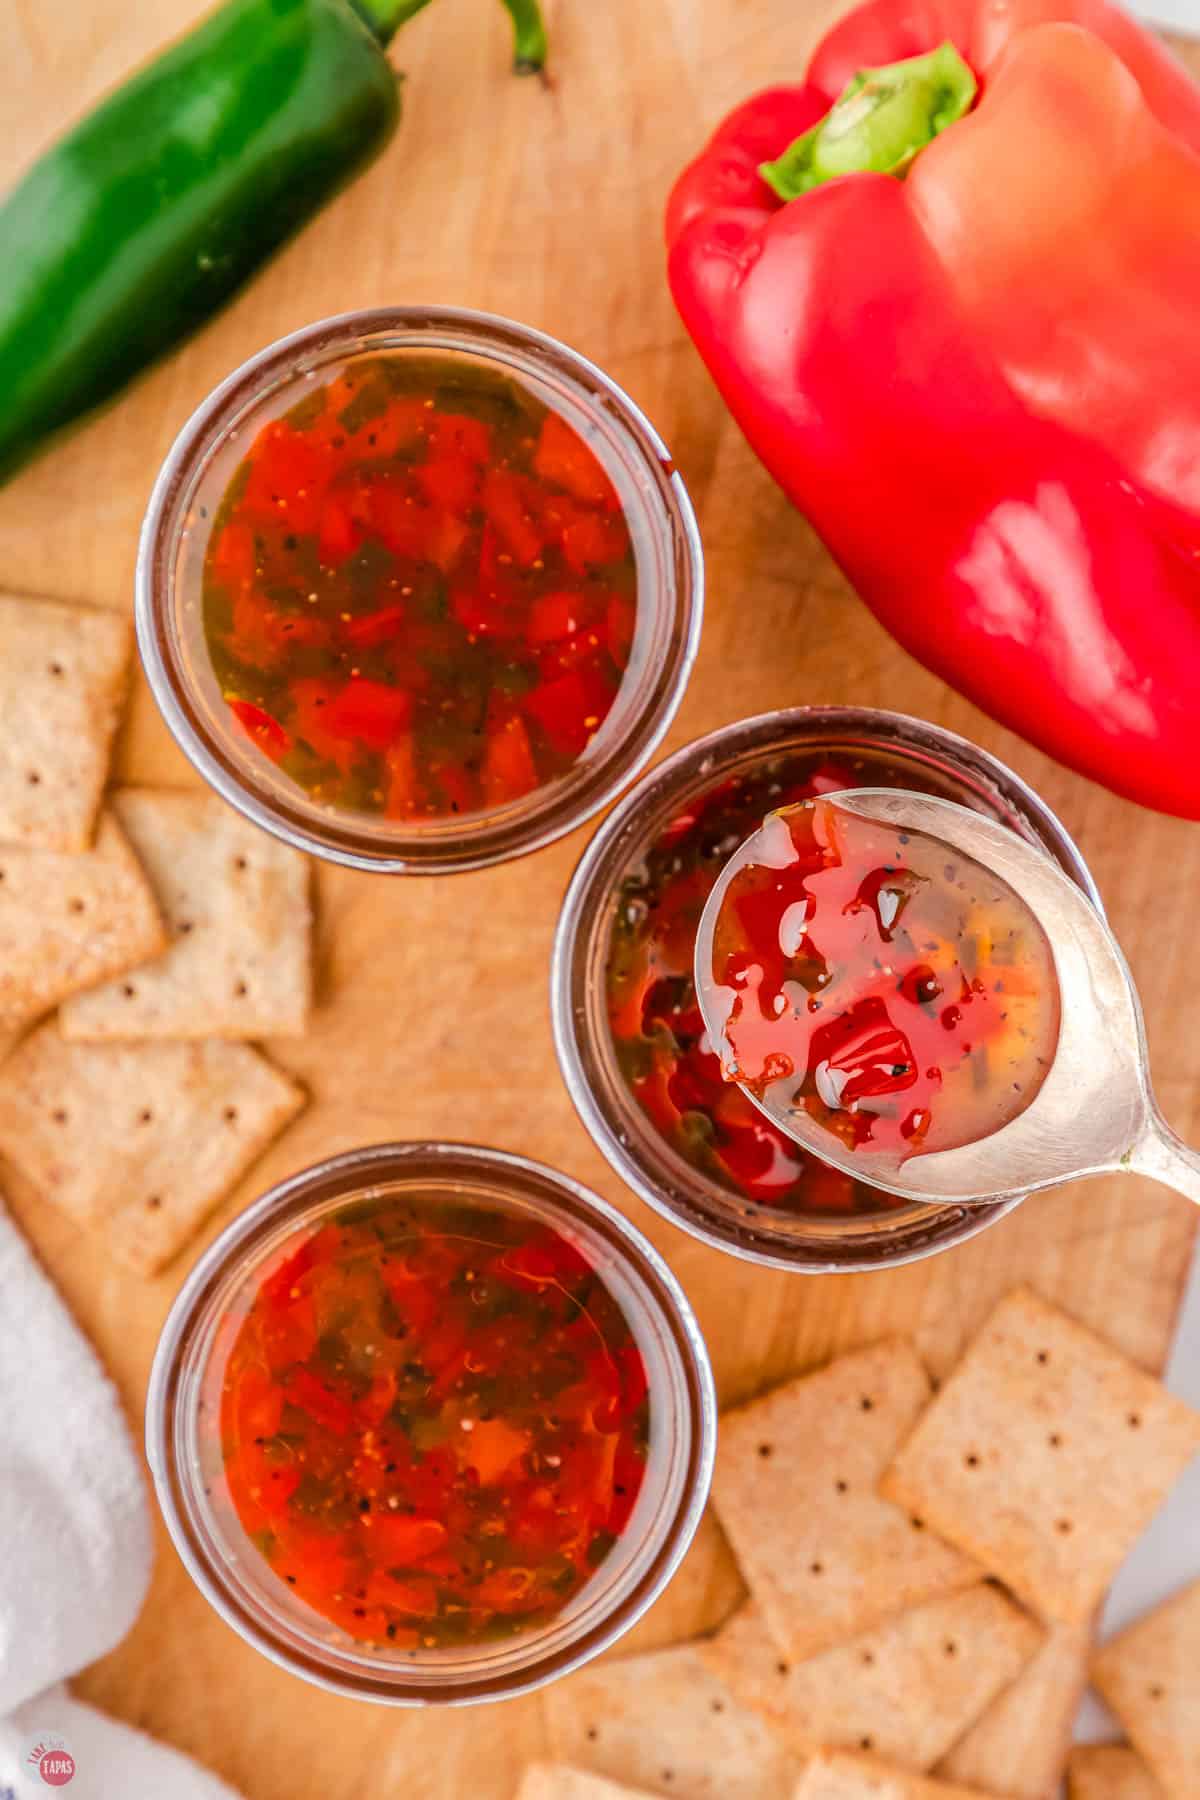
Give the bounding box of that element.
[702,1586,1039,1772]
[1090,1579,1200,1795]
[712,1342,980,1663]
[936,1619,1091,1797]
[881,1290,1200,1624]
[0,1022,305,1272]
[0,593,130,852]
[0,812,165,1037]
[60,788,312,1041]
[543,1641,799,1800]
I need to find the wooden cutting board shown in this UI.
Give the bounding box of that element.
[2,5,1198,1795]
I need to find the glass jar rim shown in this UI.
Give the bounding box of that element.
[551,705,1102,1274]
[136,307,704,874]
[145,1141,716,1704]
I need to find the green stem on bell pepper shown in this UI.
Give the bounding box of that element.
[760,43,977,200]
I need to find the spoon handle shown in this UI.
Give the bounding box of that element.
[1130,1109,1200,1208]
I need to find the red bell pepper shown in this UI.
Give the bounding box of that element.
[666,0,1200,818]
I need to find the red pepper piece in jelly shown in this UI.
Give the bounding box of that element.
[342,604,407,649]
[481,706,539,807]
[288,678,357,774]
[482,470,544,567]
[228,698,291,762]
[427,412,491,466]
[415,453,479,515]
[806,997,918,1148]
[288,1367,354,1437]
[323,679,412,751]
[317,495,361,565]
[534,413,620,510]
[523,667,614,758]
[212,521,255,587]
[528,591,589,645]
[560,508,629,574]
[240,423,338,536]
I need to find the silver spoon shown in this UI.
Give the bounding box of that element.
[694,787,1200,1210]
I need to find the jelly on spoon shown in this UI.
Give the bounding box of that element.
[694,788,1200,1209]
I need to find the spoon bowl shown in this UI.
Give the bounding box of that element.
[695,788,1200,1209]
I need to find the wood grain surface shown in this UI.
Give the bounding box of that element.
[2,5,1198,1796]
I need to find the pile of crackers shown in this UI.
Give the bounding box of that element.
[0,593,311,1272]
[520,1289,1200,1800]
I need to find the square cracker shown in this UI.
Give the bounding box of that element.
[880,1290,1200,1624]
[937,1620,1090,1798]
[517,1768,656,1800]
[1090,1579,1200,1794]
[794,1752,997,1799]
[702,1586,1039,1772]
[0,1021,305,1273]
[60,788,312,1040]
[1067,1746,1163,1800]
[0,594,131,851]
[711,1343,980,1663]
[0,813,166,1036]
[543,1643,799,1800]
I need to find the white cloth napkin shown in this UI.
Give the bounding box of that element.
[0,1691,241,1799]
[0,1205,242,1798]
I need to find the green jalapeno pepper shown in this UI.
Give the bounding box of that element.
[0,0,546,483]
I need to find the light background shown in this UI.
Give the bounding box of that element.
[1134,0,1199,29]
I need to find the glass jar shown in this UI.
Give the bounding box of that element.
[551,707,1101,1273]
[145,1142,715,1703]
[136,308,703,873]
